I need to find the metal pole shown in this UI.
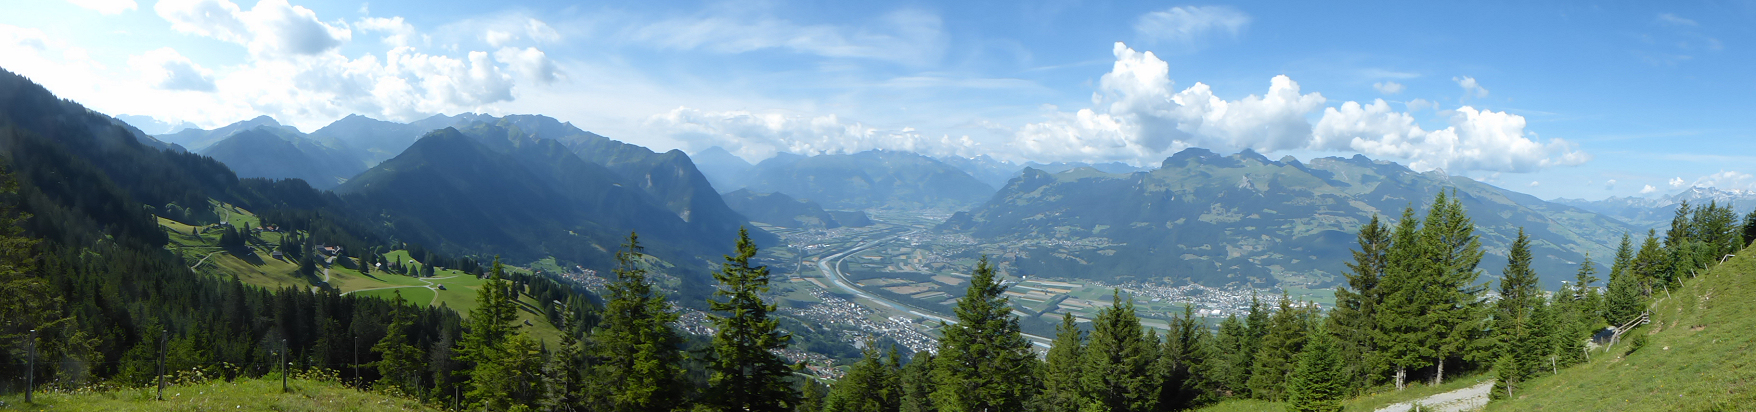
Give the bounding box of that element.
[281,339,288,393]
[25,329,34,404]
[156,329,168,401]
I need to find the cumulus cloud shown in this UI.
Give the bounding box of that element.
[128,47,215,91]
[495,46,561,85]
[631,8,945,66]
[1133,6,1249,48]
[648,107,978,161]
[155,0,351,57]
[1685,171,1756,190]
[67,0,137,14]
[1605,179,1616,190]
[1528,181,1540,187]
[1454,76,1489,98]
[357,16,420,47]
[1312,100,1588,172]
[1670,177,1686,188]
[1641,185,1657,194]
[1373,81,1404,95]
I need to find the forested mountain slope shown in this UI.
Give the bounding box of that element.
[945,148,1634,287]
[739,150,996,210]
[199,126,368,189]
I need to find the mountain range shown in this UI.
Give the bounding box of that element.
[702,150,996,210]
[943,148,1635,289]
[1554,187,1756,230]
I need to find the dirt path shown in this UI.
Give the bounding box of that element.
[1376,380,1494,412]
[189,251,222,270]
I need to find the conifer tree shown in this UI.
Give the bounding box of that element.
[1039,313,1086,412]
[544,311,587,410]
[931,256,1039,412]
[824,344,900,412]
[1157,305,1208,409]
[1375,206,1428,390]
[1211,315,1253,396]
[798,380,829,412]
[1285,329,1344,412]
[1329,213,1389,392]
[899,352,938,412]
[461,257,521,408]
[1491,228,1540,361]
[1082,291,1159,412]
[706,227,798,412]
[369,295,424,395]
[592,232,688,412]
[1630,230,1666,297]
[1248,294,1308,402]
[1740,208,1756,247]
[473,332,549,410]
[1418,190,1485,386]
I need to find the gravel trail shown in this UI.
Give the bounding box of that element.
[1375,380,1494,412]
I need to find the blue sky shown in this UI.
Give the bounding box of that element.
[3,0,1753,201]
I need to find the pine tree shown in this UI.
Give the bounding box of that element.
[706,227,799,412]
[1740,208,1756,247]
[1081,291,1159,412]
[1039,313,1085,412]
[824,344,899,412]
[1285,329,1345,412]
[1631,230,1666,297]
[472,332,549,410]
[1157,305,1208,409]
[592,232,688,412]
[1491,228,1541,361]
[899,352,938,412]
[1329,213,1389,393]
[1375,206,1428,390]
[931,256,1039,412]
[798,380,829,412]
[1248,294,1309,402]
[543,311,586,410]
[368,295,424,395]
[1212,315,1253,396]
[461,257,522,409]
[1418,190,1485,386]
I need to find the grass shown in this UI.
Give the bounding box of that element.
[1192,372,1491,412]
[1483,245,1756,410]
[0,377,436,411]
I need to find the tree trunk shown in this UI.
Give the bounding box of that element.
[1394,367,1406,390]
[1433,358,1445,386]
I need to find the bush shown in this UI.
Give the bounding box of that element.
[1625,333,1649,354]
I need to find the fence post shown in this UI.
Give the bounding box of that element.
[25,329,34,404]
[281,339,288,393]
[156,329,167,401]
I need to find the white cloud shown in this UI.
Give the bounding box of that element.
[1528,181,1540,187]
[495,46,561,85]
[1640,185,1657,194]
[1685,171,1756,190]
[1605,179,1616,190]
[1670,177,1686,188]
[1373,81,1404,95]
[1656,13,1698,27]
[127,47,215,91]
[485,30,514,47]
[630,8,946,66]
[67,0,137,14]
[525,18,561,43]
[1311,99,1588,173]
[357,16,420,48]
[155,0,351,57]
[1133,6,1249,48]
[1454,76,1489,98]
[1406,98,1438,112]
[647,107,978,161]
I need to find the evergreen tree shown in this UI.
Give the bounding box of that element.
[1285,329,1344,412]
[824,344,900,412]
[1247,294,1309,402]
[798,380,829,412]
[1156,305,1208,409]
[461,257,522,409]
[1418,190,1485,386]
[1491,228,1541,361]
[1740,208,1756,247]
[1081,291,1159,411]
[931,256,1039,412]
[1211,315,1253,396]
[472,332,549,410]
[368,295,424,395]
[1039,313,1086,412]
[544,311,587,410]
[899,352,938,412]
[1375,206,1428,390]
[1328,213,1389,393]
[1631,230,1666,297]
[591,232,688,412]
[706,227,799,412]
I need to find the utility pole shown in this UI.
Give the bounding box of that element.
[156,329,168,401]
[24,329,34,404]
[281,339,288,393]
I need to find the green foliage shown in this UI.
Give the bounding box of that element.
[1328,213,1388,394]
[1081,290,1159,411]
[1285,329,1345,412]
[898,352,937,412]
[705,227,798,412]
[1039,313,1085,412]
[369,300,425,395]
[591,232,688,412]
[823,344,900,412]
[1248,294,1311,402]
[930,256,1039,412]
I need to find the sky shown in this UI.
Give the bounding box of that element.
[3,0,1754,201]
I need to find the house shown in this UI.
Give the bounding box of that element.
[270,250,283,259]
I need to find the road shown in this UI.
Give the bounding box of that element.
[812,230,1053,349]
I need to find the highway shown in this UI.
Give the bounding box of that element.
[812,230,1053,349]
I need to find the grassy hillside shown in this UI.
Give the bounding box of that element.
[1,376,437,411]
[1193,372,1491,411]
[158,203,566,344]
[1485,245,1756,410]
